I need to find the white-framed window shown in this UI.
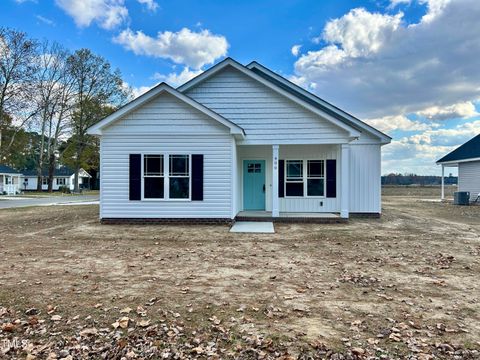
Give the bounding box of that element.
[143,154,164,199]
[56,178,66,185]
[285,159,326,198]
[5,176,12,185]
[23,178,28,184]
[169,155,190,199]
[285,160,304,197]
[142,154,191,200]
[307,160,325,197]
[42,177,48,185]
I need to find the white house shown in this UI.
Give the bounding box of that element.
[0,165,23,195]
[437,134,480,202]
[88,58,391,223]
[22,167,92,191]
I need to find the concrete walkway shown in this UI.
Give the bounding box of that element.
[0,195,99,209]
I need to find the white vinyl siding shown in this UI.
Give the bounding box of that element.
[100,134,232,218]
[349,144,381,213]
[185,67,351,145]
[104,92,229,135]
[458,161,480,201]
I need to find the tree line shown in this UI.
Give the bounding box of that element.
[382,173,458,186]
[0,27,130,192]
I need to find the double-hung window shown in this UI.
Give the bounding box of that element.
[285,160,304,196]
[169,155,190,199]
[142,154,190,200]
[307,160,325,196]
[285,159,325,197]
[56,178,66,185]
[42,177,48,185]
[144,155,164,199]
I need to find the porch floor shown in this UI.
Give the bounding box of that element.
[235,211,346,223]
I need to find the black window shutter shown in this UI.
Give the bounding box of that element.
[192,154,204,201]
[129,154,142,200]
[326,159,337,198]
[278,159,285,198]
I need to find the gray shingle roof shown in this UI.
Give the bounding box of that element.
[22,166,75,177]
[437,134,480,163]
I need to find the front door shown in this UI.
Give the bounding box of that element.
[243,160,266,210]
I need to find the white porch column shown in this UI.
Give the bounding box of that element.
[272,145,280,217]
[441,165,445,200]
[340,144,350,219]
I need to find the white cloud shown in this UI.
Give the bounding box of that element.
[365,115,435,133]
[292,0,480,119]
[36,15,55,26]
[416,101,479,120]
[131,85,154,99]
[291,45,301,57]
[55,0,128,30]
[382,120,480,174]
[137,0,158,12]
[419,0,451,23]
[323,8,403,59]
[113,28,228,69]
[388,0,412,8]
[153,67,203,87]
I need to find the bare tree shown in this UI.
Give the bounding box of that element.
[67,49,129,192]
[33,41,74,191]
[0,27,39,160]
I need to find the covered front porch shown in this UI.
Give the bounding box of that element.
[233,143,351,219]
[0,174,22,195]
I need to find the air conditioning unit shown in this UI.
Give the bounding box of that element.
[454,191,470,205]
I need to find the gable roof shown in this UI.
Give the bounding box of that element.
[437,134,480,164]
[179,58,391,143]
[0,164,22,175]
[87,82,245,137]
[246,61,391,144]
[178,58,362,139]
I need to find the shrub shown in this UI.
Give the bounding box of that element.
[58,186,71,194]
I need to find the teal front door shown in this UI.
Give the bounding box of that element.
[243,160,266,210]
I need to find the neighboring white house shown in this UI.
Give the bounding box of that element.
[22,167,92,191]
[87,58,391,222]
[437,134,480,202]
[0,165,23,195]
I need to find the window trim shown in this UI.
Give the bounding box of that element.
[141,153,192,202]
[284,159,326,199]
[56,177,66,186]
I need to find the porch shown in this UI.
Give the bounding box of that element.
[234,143,350,219]
[0,174,22,195]
[235,210,346,223]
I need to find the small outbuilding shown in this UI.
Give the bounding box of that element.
[437,134,480,202]
[0,165,23,195]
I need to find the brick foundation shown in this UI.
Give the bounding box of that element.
[101,218,234,225]
[349,212,381,219]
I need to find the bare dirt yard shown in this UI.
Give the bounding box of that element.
[1,187,479,359]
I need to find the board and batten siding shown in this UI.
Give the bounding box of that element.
[458,161,480,201]
[99,92,234,219]
[185,67,351,145]
[349,144,381,213]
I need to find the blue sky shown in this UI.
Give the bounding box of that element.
[2,0,480,175]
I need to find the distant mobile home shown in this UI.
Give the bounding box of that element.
[87,58,391,222]
[437,134,480,202]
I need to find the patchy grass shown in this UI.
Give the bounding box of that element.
[0,191,479,359]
